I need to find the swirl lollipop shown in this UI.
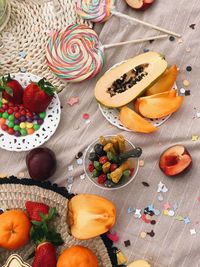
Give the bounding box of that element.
[46,24,168,82]
[76,0,181,38]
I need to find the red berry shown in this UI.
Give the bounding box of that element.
[14,112,21,118]
[88,163,94,172]
[7,128,14,135]
[97,174,107,184]
[110,163,118,172]
[130,168,134,177]
[7,108,14,114]
[2,104,8,110]
[1,124,8,131]
[99,156,108,165]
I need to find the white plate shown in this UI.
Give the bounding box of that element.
[98,60,177,132]
[0,73,61,152]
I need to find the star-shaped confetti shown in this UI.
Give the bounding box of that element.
[77,158,83,165]
[19,51,27,59]
[68,165,74,171]
[127,207,135,214]
[190,228,196,235]
[67,97,79,106]
[192,135,198,141]
[148,204,154,211]
[134,209,142,218]
[157,181,168,193]
[168,210,175,217]
[163,202,171,210]
[184,217,191,224]
[163,210,169,216]
[175,215,184,221]
[154,209,161,216]
[80,174,85,180]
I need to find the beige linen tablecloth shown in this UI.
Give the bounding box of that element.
[1,0,200,266]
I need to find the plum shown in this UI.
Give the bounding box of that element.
[26,147,57,181]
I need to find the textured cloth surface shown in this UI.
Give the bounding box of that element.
[1,0,200,266]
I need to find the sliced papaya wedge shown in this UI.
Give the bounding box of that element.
[138,95,184,119]
[119,106,157,133]
[145,65,178,96]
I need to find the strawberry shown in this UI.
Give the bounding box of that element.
[0,74,23,104]
[25,201,49,221]
[32,242,56,267]
[23,78,56,113]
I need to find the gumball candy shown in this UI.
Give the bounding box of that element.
[26,122,33,129]
[20,116,26,122]
[39,112,46,119]
[33,124,40,131]
[14,119,20,125]
[14,131,21,137]
[46,24,104,82]
[8,102,14,107]
[26,112,33,118]
[27,128,35,135]
[37,119,44,125]
[0,108,4,113]
[14,125,20,131]
[1,124,8,131]
[27,117,33,123]
[20,129,27,136]
[2,104,8,110]
[8,114,15,121]
[13,106,19,112]
[0,118,6,125]
[14,112,21,119]
[20,122,26,129]
[33,114,39,120]
[7,108,14,114]
[2,112,9,119]
[8,121,14,128]
[21,110,26,116]
[7,128,14,135]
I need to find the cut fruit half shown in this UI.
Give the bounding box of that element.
[126,0,155,10]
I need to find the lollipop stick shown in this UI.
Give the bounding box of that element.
[103,34,168,49]
[111,10,181,38]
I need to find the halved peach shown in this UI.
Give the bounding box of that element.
[138,95,184,119]
[159,145,192,176]
[67,194,116,240]
[145,65,178,96]
[119,106,157,133]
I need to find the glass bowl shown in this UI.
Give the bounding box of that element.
[83,135,140,190]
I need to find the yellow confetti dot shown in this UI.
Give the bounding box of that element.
[26,122,33,129]
[192,135,198,141]
[140,232,147,239]
[183,80,190,87]
[20,122,26,129]
[139,160,145,167]
[163,210,169,216]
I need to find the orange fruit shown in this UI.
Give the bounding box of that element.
[57,245,99,267]
[0,210,31,250]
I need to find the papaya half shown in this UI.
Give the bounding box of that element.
[95,51,167,108]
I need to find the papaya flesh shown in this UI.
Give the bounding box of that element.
[138,95,184,119]
[145,65,178,96]
[119,106,157,133]
[95,52,167,108]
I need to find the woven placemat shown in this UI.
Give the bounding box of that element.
[0,176,117,267]
[0,0,92,91]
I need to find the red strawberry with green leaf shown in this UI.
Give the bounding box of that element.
[25,201,50,222]
[32,242,56,267]
[0,74,24,104]
[23,78,56,113]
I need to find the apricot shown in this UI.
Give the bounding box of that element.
[145,65,178,96]
[119,106,157,133]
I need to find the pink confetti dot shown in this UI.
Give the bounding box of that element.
[83,113,90,120]
[107,233,119,243]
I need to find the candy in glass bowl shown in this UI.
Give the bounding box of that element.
[84,135,142,190]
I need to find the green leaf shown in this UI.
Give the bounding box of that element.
[31,220,43,226]
[38,211,48,221]
[48,207,57,220]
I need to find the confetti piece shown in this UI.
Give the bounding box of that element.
[180,88,186,94]
[186,47,191,53]
[185,90,190,96]
[85,119,91,124]
[134,209,142,219]
[169,36,175,41]
[139,160,145,167]
[175,215,184,221]
[196,112,200,118]
[154,209,161,216]
[140,232,147,239]
[192,135,198,141]
[127,207,135,214]
[143,48,149,53]
[77,158,83,165]
[157,194,164,202]
[107,232,119,243]
[67,184,73,193]
[186,66,192,72]
[168,210,175,217]
[190,228,196,235]
[80,174,85,180]
[183,79,190,86]
[67,176,74,184]
[68,165,74,171]
[147,230,155,237]
[163,202,171,210]
[163,210,169,216]
[19,51,27,59]
[177,38,183,44]
[173,203,178,210]
[124,240,131,247]
[116,250,127,265]
[184,217,190,224]
[189,24,196,29]
[151,220,156,225]
[0,173,7,178]
[75,151,83,159]
[20,67,27,73]
[157,181,168,193]
[145,214,152,221]
[67,97,79,106]
[148,204,154,211]
[141,214,151,223]
[142,181,149,187]
[83,113,90,120]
